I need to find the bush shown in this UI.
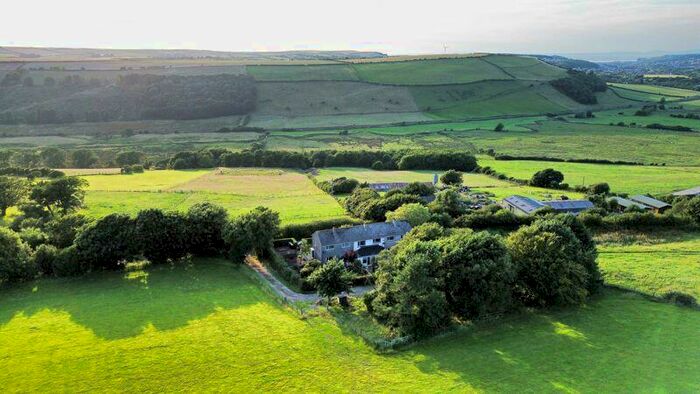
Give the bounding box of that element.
[33,244,58,276]
[45,213,91,248]
[19,227,48,248]
[52,246,90,277]
[398,152,478,172]
[588,182,610,195]
[223,207,280,261]
[670,196,700,225]
[134,209,189,263]
[663,291,697,307]
[371,161,384,170]
[308,258,353,304]
[74,214,138,270]
[439,231,515,319]
[386,203,431,227]
[507,220,592,307]
[439,170,463,186]
[185,202,229,255]
[530,168,564,188]
[0,227,36,283]
[267,249,312,292]
[318,177,359,195]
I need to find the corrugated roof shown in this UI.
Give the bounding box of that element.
[312,221,412,246]
[672,186,700,197]
[609,197,648,210]
[542,200,594,211]
[356,245,385,257]
[629,195,670,209]
[503,195,544,214]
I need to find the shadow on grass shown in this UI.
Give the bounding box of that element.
[0,258,265,340]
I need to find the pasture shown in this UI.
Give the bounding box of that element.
[608,83,699,99]
[1,259,698,392]
[246,64,359,81]
[478,156,700,195]
[80,169,348,224]
[352,57,513,85]
[598,233,700,300]
[567,108,700,131]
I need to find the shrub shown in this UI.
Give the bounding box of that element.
[223,207,280,261]
[345,188,380,216]
[185,202,229,255]
[33,244,58,276]
[588,182,610,195]
[507,220,591,307]
[74,214,138,270]
[439,170,463,186]
[429,189,467,217]
[19,227,48,248]
[402,182,436,197]
[300,259,322,278]
[135,209,189,263]
[386,203,431,227]
[530,168,564,188]
[0,227,36,283]
[494,123,505,132]
[663,291,697,307]
[398,152,478,172]
[52,246,90,277]
[670,196,700,225]
[45,213,91,248]
[403,222,448,242]
[371,161,384,170]
[438,231,515,319]
[308,258,353,305]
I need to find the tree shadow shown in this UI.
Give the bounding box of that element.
[0,258,264,340]
[402,290,700,392]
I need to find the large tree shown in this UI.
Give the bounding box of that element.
[0,176,29,217]
[308,258,353,306]
[40,147,67,168]
[0,227,36,283]
[30,177,87,215]
[530,168,564,188]
[386,203,431,227]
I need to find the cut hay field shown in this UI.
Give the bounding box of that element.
[80,169,347,224]
[598,233,700,300]
[1,259,698,392]
[478,156,700,195]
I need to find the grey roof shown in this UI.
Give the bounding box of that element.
[629,195,670,209]
[356,245,385,257]
[503,195,545,214]
[542,200,594,212]
[672,186,700,197]
[312,221,412,246]
[609,197,648,210]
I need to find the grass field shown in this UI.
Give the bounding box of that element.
[478,157,700,195]
[598,233,700,300]
[1,259,698,392]
[567,108,700,131]
[481,55,566,80]
[80,169,347,224]
[608,83,700,99]
[352,57,513,85]
[246,64,359,81]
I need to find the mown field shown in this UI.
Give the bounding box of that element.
[478,157,700,195]
[1,259,698,392]
[79,169,347,224]
[598,233,700,300]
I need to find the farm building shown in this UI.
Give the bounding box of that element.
[501,195,593,216]
[609,196,649,212]
[368,181,434,192]
[628,195,671,213]
[311,221,412,267]
[672,186,700,197]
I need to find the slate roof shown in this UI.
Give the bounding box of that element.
[672,186,700,197]
[356,245,385,257]
[609,197,648,210]
[503,195,545,214]
[629,195,670,209]
[312,221,412,246]
[542,200,594,212]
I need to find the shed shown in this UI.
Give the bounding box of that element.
[629,195,671,213]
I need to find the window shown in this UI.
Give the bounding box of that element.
[358,240,366,246]
[324,245,334,251]
[373,238,381,243]
[387,236,395,241]
[341,243,351,249]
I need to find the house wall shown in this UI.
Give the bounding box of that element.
[313,234,404,262]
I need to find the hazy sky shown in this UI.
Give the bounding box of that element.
[2,0,699,55]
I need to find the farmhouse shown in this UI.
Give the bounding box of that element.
[628,195,671,214]
[368,181,435,192]
[311,221,412,267]
[501,195,593,216]
[672,186,700,197]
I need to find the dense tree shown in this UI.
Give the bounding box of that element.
[439,170,463,186]
[345,188,380,216]
[0,176,29,217]
[40,148,67,168]
[30,177,87,215]
[386,203,431,227]
[401,182,435,197]
[71,150,98,168]
[670,196,700,225]
[223,207,280,261]
[134,209,189,263]
[530,168,564,188]
[0,227,36,283]
[494,123,505,132]
[588,183,610,195]
[550,70,607,104]
[317,177,359,195]
[308,258,353,306]
[115,151,145,166]
[430,189,466,217]
[74,214,138,270]
[45,213,91,248]
[185,202,229,255]
[438,231,515,319]
[507,220,591,307]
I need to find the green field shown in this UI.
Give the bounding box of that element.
[80,169,348,224]
[567,108,700,131]
[246,64,359,81]
[1,259,698,392]
[598,233,700,300]
[608,83,700,99]
[482,55,567,80]
[478,156,700,195]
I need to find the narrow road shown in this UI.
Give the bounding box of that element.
[246,257,373,304]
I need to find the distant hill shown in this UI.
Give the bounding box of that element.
[599,54,700,73]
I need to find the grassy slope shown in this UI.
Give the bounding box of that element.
[80,169,348,224]
[246,64,359,81]
[608,83,700,99]
[568,108,700,131]
[598,233,700,300]
[352,57,513,85]
[0,260,698,392]
[478,157,700,195]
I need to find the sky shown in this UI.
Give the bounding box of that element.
[1,0,699,57]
